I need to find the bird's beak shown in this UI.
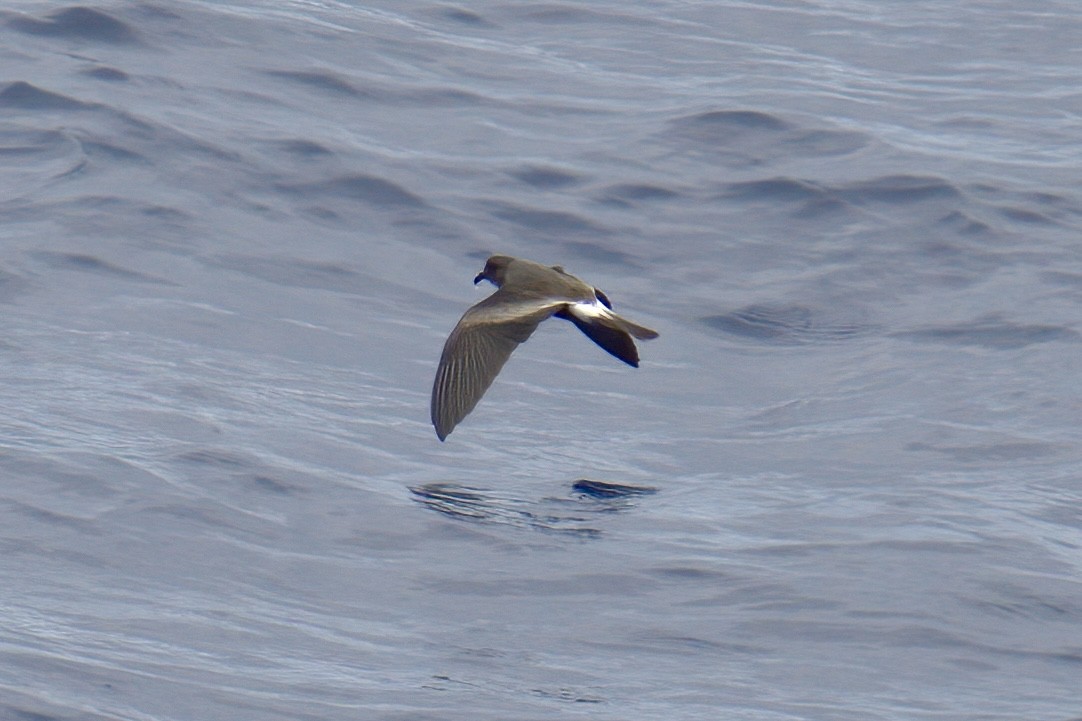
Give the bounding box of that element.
[473,272,486,285]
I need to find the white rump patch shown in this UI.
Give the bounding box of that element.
[567,300,609,321]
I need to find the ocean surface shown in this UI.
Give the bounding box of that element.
[2,1,1081,719]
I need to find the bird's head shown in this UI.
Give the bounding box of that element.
[474,255,514,286]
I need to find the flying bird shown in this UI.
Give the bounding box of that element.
[431,255,658,441]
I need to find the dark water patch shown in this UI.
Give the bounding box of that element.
[1026,190,1072,207]
[937,210,992,235]
[410,483,602,537]
[880,624,976,652]
[674,109,790,136]
[563,241,637,268]
[278,174,426,208]
[105,108,159,137]
[1,706,64,721]
[914,239,1000,276]
[7,6,139,44]
[251,475,306,496]
[664,110,817,167]
[969,182,1009,200]
[406,87,489,107]
[0,267,29,303]
[431,571,643,598]
[667,113,868,168]
[998,206,1054,225]
[9,196,190,238]
[436,6,495,27]
[719,177,830,203]
[264,71,484,110]
[792,196,851,219]
[838,174,961,204]
[717,176,880,220]
[140,204,190,222]
[893,316,1079,349]
[262,69,370,99]
[177,448,255,469]
[510,165,582,189]
[129,3,182,21]
[1,704,81,721]
[939,116,997,131]
[80,66,129,82]
[300,206,341,222]
[0,129,73,158]
[1042,270,1082,289]
[645,565,733,582]
[703,305,873,345]
[1032,502,1082,532]
[0,102,238,175]
[785,128,868,157]
[572,479,657,499]
[747,542,978,566]
[529,687,603,704]
[597,182,681,206]
[965,584,1078,621]
[635,633,758,655]
[79,139,148,164]
[906,441,1057,463]
[30,251,172,285]
[971,184,1074,210]
[204,254,362,294]
[110,111,244,163]
[466,248,498,262]
[139,502,273,539]
[513,5,624,24]
[7,498,101,534]
[489,202,607,235]
[0,82,90,111]
[273,139,334,158]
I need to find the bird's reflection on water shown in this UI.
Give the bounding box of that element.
[409,479,657,537]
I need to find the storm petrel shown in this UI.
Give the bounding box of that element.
[431,255,658,441]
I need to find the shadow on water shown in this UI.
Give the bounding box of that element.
[409,480,657,538]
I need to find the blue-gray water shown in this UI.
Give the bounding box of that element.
[2,2,1081,719]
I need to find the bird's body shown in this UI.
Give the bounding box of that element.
[431,255,658,441]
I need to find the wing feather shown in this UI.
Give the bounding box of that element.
[431,293,561,440]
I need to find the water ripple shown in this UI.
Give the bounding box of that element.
[703,305,876,345]
[893,315,1080,350]
[410,480,655,537]
[7,6,139,45]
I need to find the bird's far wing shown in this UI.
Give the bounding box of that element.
[557,301,659,368]
[431,294,561,441]
[556,304,639,367]
[593,287,613,309]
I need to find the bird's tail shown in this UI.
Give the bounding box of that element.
[609,312,659,340]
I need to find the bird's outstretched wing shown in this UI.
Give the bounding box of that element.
[431,293,562,441]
